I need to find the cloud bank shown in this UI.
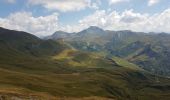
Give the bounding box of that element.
[0,12,59,36]
[148,0,160,6]
[75,8,170,33]
[0,8,170,36]
[28,0,100,12]
[0,0,169,36]
[108,0,129,5]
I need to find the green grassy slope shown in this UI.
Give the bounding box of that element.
[0,27,170,100]
[1,54,170,100]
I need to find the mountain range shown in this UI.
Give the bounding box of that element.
[46,26,170,77]
[0,27,170,100]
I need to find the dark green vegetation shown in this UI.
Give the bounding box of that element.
[0,27,170,100]
[46,26,170,77]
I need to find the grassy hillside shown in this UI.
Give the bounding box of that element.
[1,53,170,100]
[0,27,170,100]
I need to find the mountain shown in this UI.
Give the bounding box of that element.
[0,27,69,57]
[46,26,170,77]
[78,26,106,36]
[0,27,170,100]
[45,31,75,40]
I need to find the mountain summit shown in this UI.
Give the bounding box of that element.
[46,27,170,77]
[78,26,105,35]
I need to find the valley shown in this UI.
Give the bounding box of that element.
[0,27,170,100]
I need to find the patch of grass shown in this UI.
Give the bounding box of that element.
[112,56,142,71]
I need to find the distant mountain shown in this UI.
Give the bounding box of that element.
[78,26,105,35]
[45,31,75,40]
[0,27,69,57]
[1,27,170,100]
[46,26,170,77]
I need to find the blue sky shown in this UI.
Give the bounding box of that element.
[0,0,170,36]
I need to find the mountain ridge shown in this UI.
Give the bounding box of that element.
[0,27,170,100]
[46,26,170,77]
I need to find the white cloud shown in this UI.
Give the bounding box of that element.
[0,12,59,36]
[148,0,160,6]
[69,8,170,33]
[28,0,100,12]
[5,0,16,4]
[108,0,160,6]
[0,8,170,36]
[79,10,107,27]
[109,0,129,5]
[60,10,107,33]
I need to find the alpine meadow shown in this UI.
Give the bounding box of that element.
[0,0,170,100]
